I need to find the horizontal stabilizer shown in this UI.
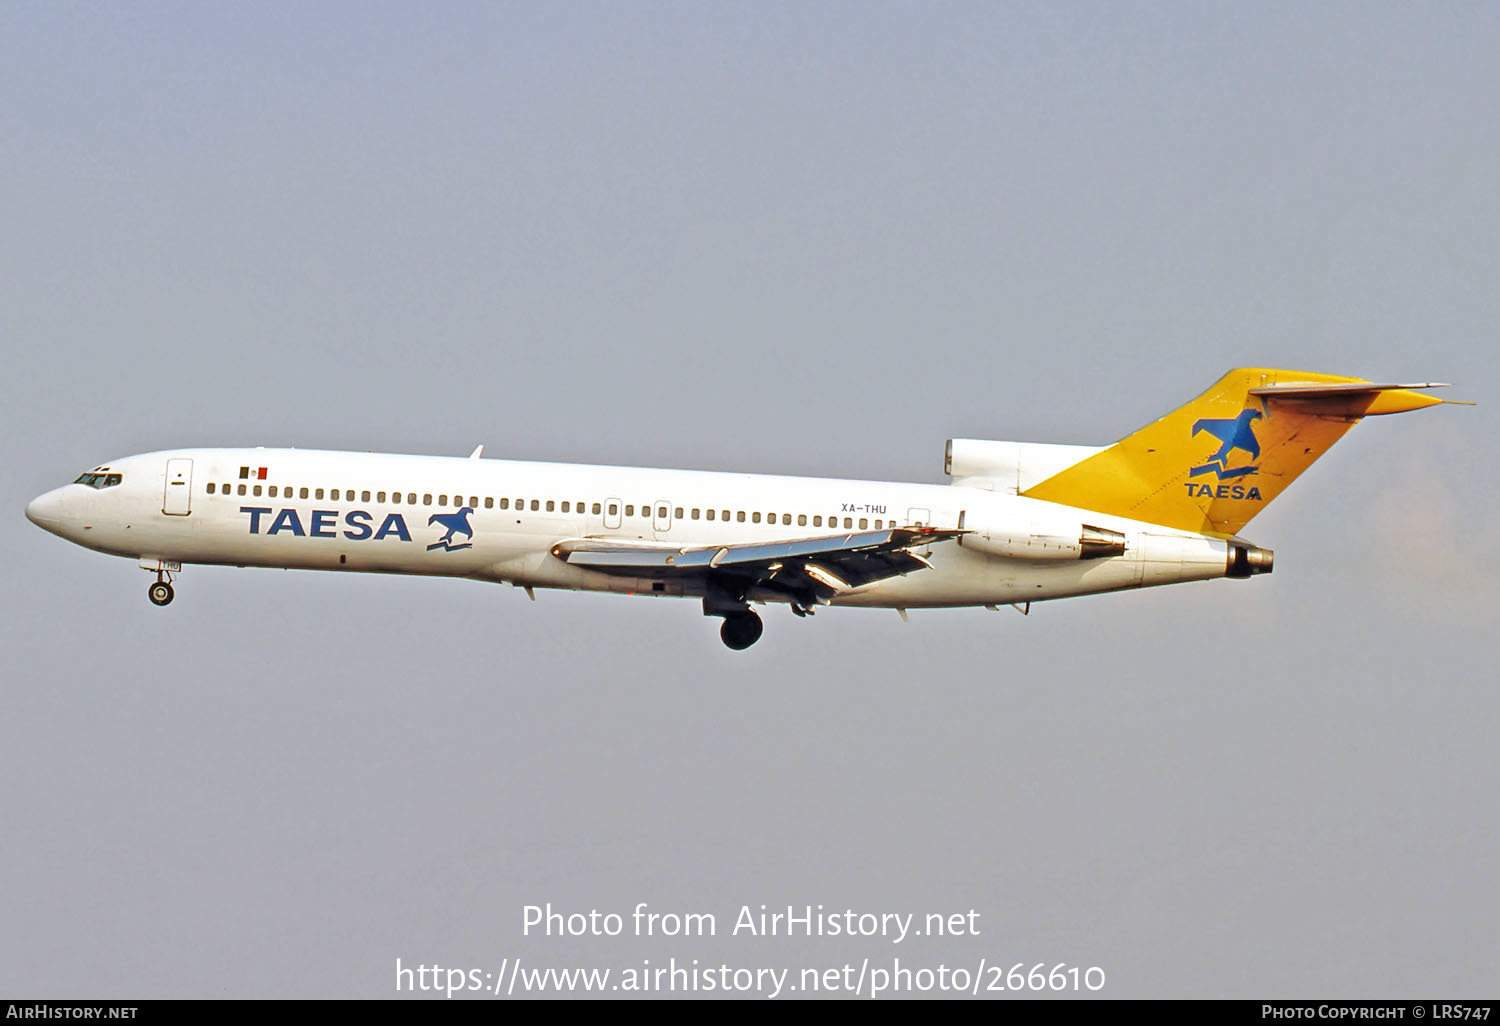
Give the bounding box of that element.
[1249,381,1472,414]
[1249,381,1447,394]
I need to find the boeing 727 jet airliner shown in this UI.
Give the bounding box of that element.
[26,369,1467,649]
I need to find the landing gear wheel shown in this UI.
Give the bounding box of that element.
[720,611,763,650]
[148,581,174,606]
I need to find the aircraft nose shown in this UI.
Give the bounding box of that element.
[25,488,67,532]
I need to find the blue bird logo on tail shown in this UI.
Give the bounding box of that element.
[427,506,475,552]
[1190,409,1262,479]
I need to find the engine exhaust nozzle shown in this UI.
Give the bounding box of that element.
[1228,543,1274,579]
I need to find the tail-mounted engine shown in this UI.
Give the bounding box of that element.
[959,516,1127,562]
[1227,543,1274,578]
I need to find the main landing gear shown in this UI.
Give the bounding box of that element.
[704,577,764,651]
[147,571,175,606]
[719,611,764,651]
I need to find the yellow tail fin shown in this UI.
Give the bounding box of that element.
[1021,368,1465,535]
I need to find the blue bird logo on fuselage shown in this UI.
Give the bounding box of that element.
[1190,409,1262,480]
[427,506,475,552]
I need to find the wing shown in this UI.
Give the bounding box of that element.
[552,527,963,606]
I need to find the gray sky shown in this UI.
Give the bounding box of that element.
[3,1,1496,999]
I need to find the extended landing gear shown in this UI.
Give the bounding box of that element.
[705,577,764,650]
[147,569,175,606]
[140,559,182,607]
[719,611,764,651]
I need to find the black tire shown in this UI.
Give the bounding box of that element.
[719,611,763,650]
[148,581,174,606]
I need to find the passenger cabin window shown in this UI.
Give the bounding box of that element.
[706,509,715,521]
[752,512,761,523]
[378,491,387,502]
[407,493,416,504]
[530,500,539,511]
[813,515,822,527]
[238,484,247,496]
[625,505,634,517]
[737,511,745,522]
[423,494,433,505]
[207,483,216,494]
[484,497,494,509]
[315,488,324,500]
[798,514,807,526]
[500,498,510,510]
[546,500,555,512]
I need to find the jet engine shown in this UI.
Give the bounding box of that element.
[959,513,1127,562]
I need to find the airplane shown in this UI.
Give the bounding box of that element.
[25,368,1469,650]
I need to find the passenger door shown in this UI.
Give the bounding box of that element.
[163,459,193,516]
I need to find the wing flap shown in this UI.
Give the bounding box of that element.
[553,527,962,598]
[556,527,956,573]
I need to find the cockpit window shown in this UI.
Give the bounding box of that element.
[73,472,123,489]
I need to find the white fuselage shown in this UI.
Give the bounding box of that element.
[25,447,1244,610]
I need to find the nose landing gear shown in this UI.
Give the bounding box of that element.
[147,572,175,606]
[139,558,181,607]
